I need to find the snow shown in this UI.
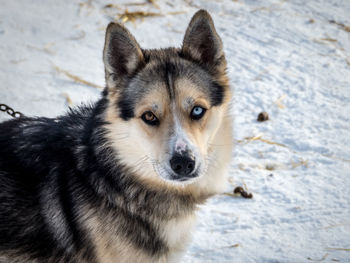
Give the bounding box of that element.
[1,0,349,262]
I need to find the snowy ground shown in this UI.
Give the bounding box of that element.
[1,0,349,262]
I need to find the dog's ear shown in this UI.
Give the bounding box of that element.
[182,10,225,72]
[103,23,144,82]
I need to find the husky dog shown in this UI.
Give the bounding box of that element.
[0,10,233,263]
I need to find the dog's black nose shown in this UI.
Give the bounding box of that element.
[170,154,195,177]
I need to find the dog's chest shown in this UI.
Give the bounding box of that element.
[161,213,196,250]
[90,213,196,263]
[160,213,197,262]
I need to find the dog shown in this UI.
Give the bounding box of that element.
[0,9,233,263]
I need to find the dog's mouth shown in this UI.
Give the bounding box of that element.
[152,161,202,184]
[169,170,200,182]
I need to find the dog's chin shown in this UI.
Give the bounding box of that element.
[159,168,202,185]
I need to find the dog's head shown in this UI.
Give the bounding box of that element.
[103,10,233,197]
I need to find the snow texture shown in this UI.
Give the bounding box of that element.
[0,0,349,262]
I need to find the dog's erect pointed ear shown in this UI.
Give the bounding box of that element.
[103,23,144,81]
[182,10,224,69]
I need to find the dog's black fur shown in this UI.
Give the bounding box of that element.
[0,100,104,262]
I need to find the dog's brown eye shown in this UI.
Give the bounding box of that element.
[190,106,206,120]
[141,111,159,126]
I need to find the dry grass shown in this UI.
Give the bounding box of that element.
[251,6,281,13]
[307,253,328,261]
[166,11,186,15]
[314,38,338,45]
[238,133,350,164]
[53,65,103,90]
[275,94,286,109]
[147,0,160,9]
[227,243,240,248]
[118,0,160,9]
[237,134,287,148]
[104,3,121,9]
[323,223,350,229]
[291,158,308,168]
[78,0,95,16]
[27,43,55,55]
[117,9,162,23]
[329,20,350,33]
[10,59,27,64]
[105,0,159,9]
[265,163,276,170]
[322,154,350,163]
[67,30,86,41]
[253,137,287,147]
[326,247,350,251]
[236,134,263,144]
[115,9,184,23]
[313,34,350,68]
[320,38,337,42]
[253,67,270,81]
[236,135,313,171]
[235,161,307,171]
[63,93,73,106]
[346,59,350,67]
[103,1,185,24]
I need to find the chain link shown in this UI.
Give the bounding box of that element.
[0,104,24,118]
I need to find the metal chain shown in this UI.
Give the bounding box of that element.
[0,103,24,118]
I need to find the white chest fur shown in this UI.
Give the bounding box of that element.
[160,213,197,263]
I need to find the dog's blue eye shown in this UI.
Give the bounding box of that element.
[190,106,206,120]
